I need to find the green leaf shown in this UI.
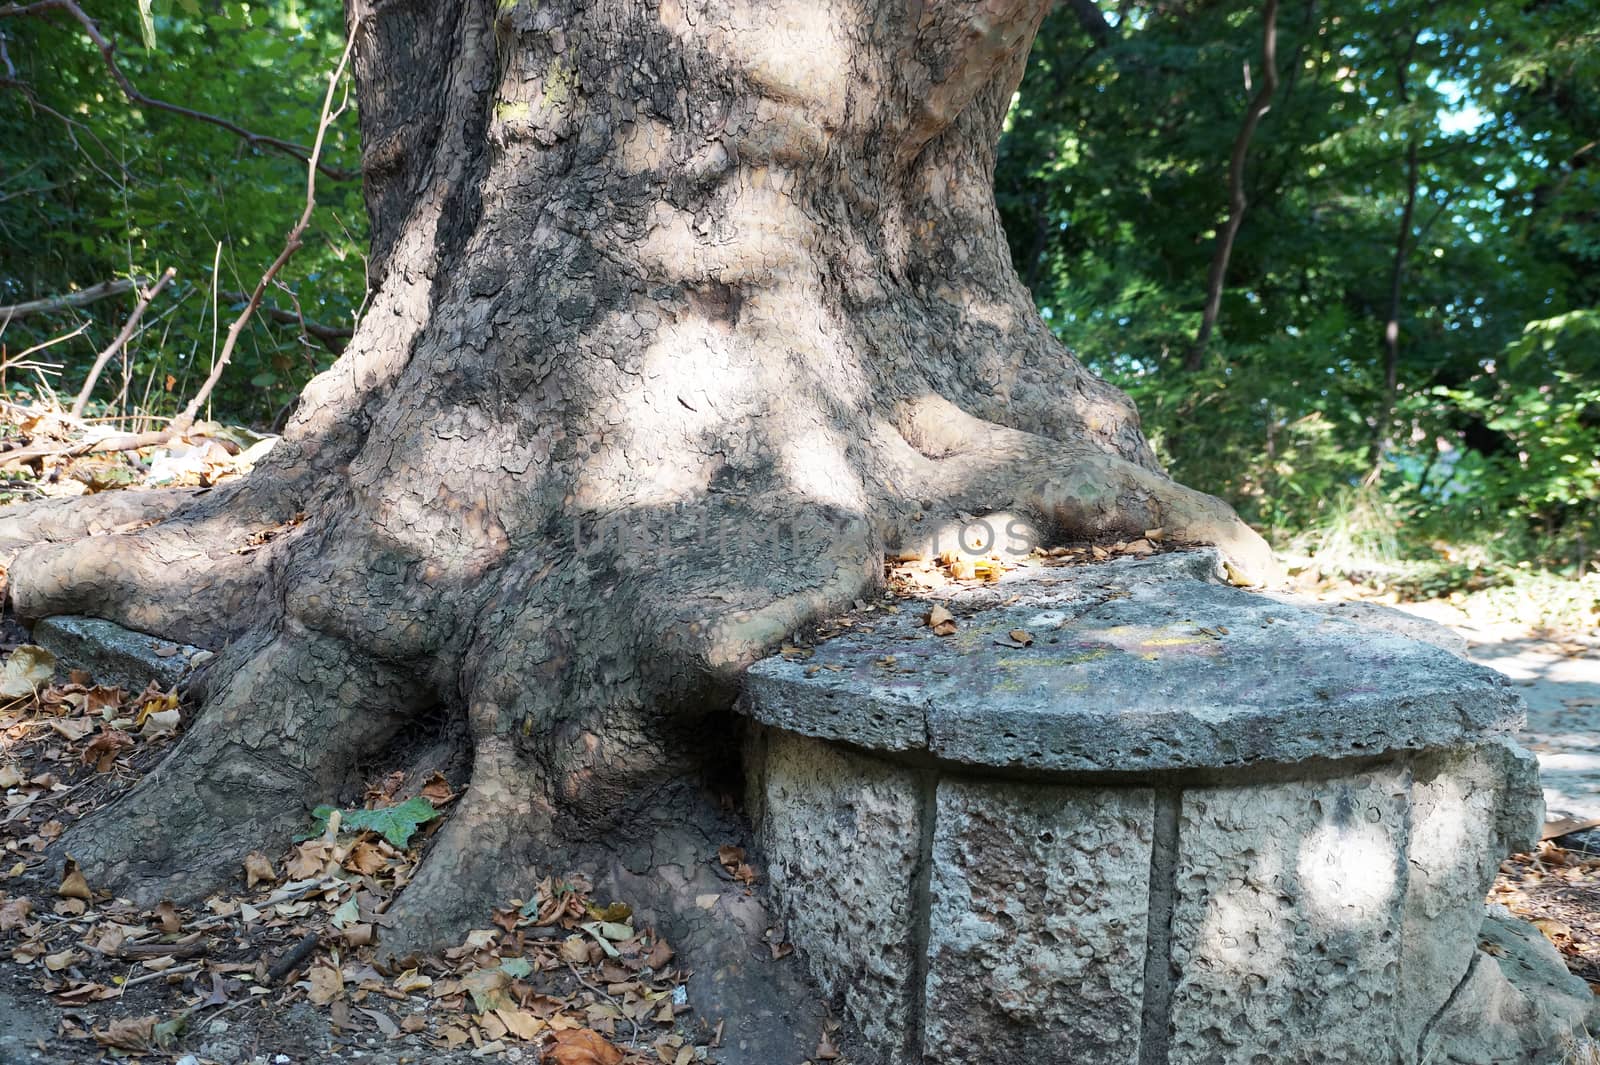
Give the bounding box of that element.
[309,797,439,848]
[498,956,532,979]
[331,895,360,929]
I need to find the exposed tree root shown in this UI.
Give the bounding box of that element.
[51,625,429,905]
[8,510,305,649]
[0,487,199,562]
[894,393,1276,580]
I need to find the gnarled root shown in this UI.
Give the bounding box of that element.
[52,625,431,904]
[4,482,308,646]
[894,393,1277,580]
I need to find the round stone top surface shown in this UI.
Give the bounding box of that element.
[738,551,1524,772]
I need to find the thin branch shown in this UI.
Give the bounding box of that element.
[1184,0,1280,372]
[0,278,140,319]
[220,290,352,355]
[175,24,360,430]
[0,74,129,188]
[1369,33,1421,478]
[0,427,170,467]
[6,320,87,362]
[0,0,356,182]
[70,266,175,417]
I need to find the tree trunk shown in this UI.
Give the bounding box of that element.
[1184,0,1279,372]
[0,0,1268,1051]
[1371,34,1421,475]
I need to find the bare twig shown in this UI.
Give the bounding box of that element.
[220,290,352,355]
[5,321,85,365]
[117,960,203,990]
[0,278,140,320]
[567,963,643,1044]
[1368,31,1422,477]
[70,267,175,417]
[0,0,355,181]
[267,931,322,985]
[174,25,359,430]
[0,427,170,468]
[0,75,128,188]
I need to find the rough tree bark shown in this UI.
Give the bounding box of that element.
[0,0,1269,1051]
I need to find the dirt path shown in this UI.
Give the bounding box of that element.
[1395,601,1600,820]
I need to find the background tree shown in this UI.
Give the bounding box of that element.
[996,0,1599,566]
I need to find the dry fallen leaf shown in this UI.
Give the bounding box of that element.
[419,771,455,805]
[93,1016,156,1053]
[0,896,33,931]
[0,645,56,698]
[243,851,276,890]
[497,1007,545,1041]
[1008,629,1034,646]
[394,969,432,994]
[82,728,133,773]
[549,1028,625,1065]
[57,860,91,901]
[44,948,81,972]
[307,963,344,1005]
[49,718,95,742]
[926,604,957,636]
[343,839,386,877]
[140,708,181,737]
[560,936,591,965]
[152,899,182,935]
[286,840,334,879]
[644,938,674,970]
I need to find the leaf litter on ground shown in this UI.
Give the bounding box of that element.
[0,643,720,1064]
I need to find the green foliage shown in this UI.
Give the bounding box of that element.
[0,0,365,425]
[3,0,1593,587]
[998,0,1600,571]
[309,797,439,848]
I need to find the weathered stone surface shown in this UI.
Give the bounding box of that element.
[1419,912,1596,1065]
[1279,596,1470,656]
[30,614,206,691]
[740,551,1524,772]
[1169,766,1413,1065]
[1398,742,1544,1052]
[925,780,1152,1065]
[739,549,1584,1065]
[743,728,922,1058]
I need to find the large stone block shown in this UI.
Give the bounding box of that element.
[1169,767,1413,1065]
[1419,912,1596,1065]
[744,728,923,1057]
[30,614,206,692]
[741,553,1525,774]
[1398,741,1545,1050]
[925,780,1152,1065]
[736,551,1585,1065]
